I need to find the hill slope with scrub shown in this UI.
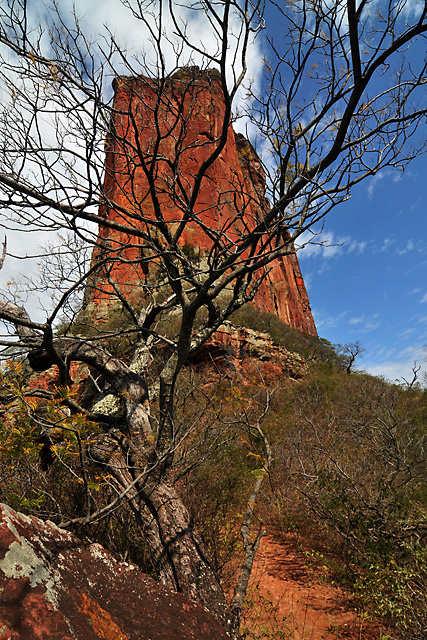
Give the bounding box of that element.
[1,309,425,639]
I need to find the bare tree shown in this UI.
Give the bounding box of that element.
[337,340,365,374]
[401,360,422,388]
[0,0,427,636]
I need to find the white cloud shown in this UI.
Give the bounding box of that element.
[374,346,397,360]
[380,237,395,252]
[367,170,389,199]
[400,0,426,19]
[348,240,367,254]
[397,239,416,256]
[362,344,426,385]
[348,314,380,332]
[296,230,369,261]
[312,308,348,332]
[379,236,426,258]
[70,0,264,119]
[410,197,422,211]
[296,230,346,259]
[421,293,427,303]
[365,319,381,331]
[402,327,416,337]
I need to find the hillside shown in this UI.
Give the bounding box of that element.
[0,61,426,639]
[1,309,426,639]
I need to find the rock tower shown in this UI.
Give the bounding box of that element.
[89,68,316,336]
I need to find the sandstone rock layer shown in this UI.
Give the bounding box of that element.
[90,68,316,336]
[0,503,229,640]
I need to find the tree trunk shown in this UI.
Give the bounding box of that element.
[90,433,238,638]
[142,479,233,628]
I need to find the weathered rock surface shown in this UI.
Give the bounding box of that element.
[191,322,306,381]
[0,503,229,640]
[88,68,316,336]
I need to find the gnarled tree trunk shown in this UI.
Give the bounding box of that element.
[89,431,236,636]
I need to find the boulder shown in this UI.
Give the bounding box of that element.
[0,503,229,640]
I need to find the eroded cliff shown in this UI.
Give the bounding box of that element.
[88,68,316,336]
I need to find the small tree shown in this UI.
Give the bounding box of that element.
[337,340,365,374]
[1,1,427,636]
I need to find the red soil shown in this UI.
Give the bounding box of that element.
[243,534,390,640]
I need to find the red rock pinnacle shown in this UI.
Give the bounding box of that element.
[89,68,316,336]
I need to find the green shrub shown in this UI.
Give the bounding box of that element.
[268,370,427,638]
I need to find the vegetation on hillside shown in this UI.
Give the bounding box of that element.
[1,310,425,639]
[2,1,427,635]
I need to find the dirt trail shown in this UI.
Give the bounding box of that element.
[243,534,387,640]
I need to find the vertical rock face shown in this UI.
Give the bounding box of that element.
[90,68,316,336]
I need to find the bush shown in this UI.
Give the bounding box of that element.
[269,370,427,637]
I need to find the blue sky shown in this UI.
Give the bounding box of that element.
[257,1,427,384]
[298,153,427,382]
[1,1,426,384]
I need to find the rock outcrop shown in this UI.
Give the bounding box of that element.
[88,68,316,336]
[190,322,306,381]
[0,503,229,640]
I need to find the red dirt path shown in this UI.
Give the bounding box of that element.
[243,534,389,640]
